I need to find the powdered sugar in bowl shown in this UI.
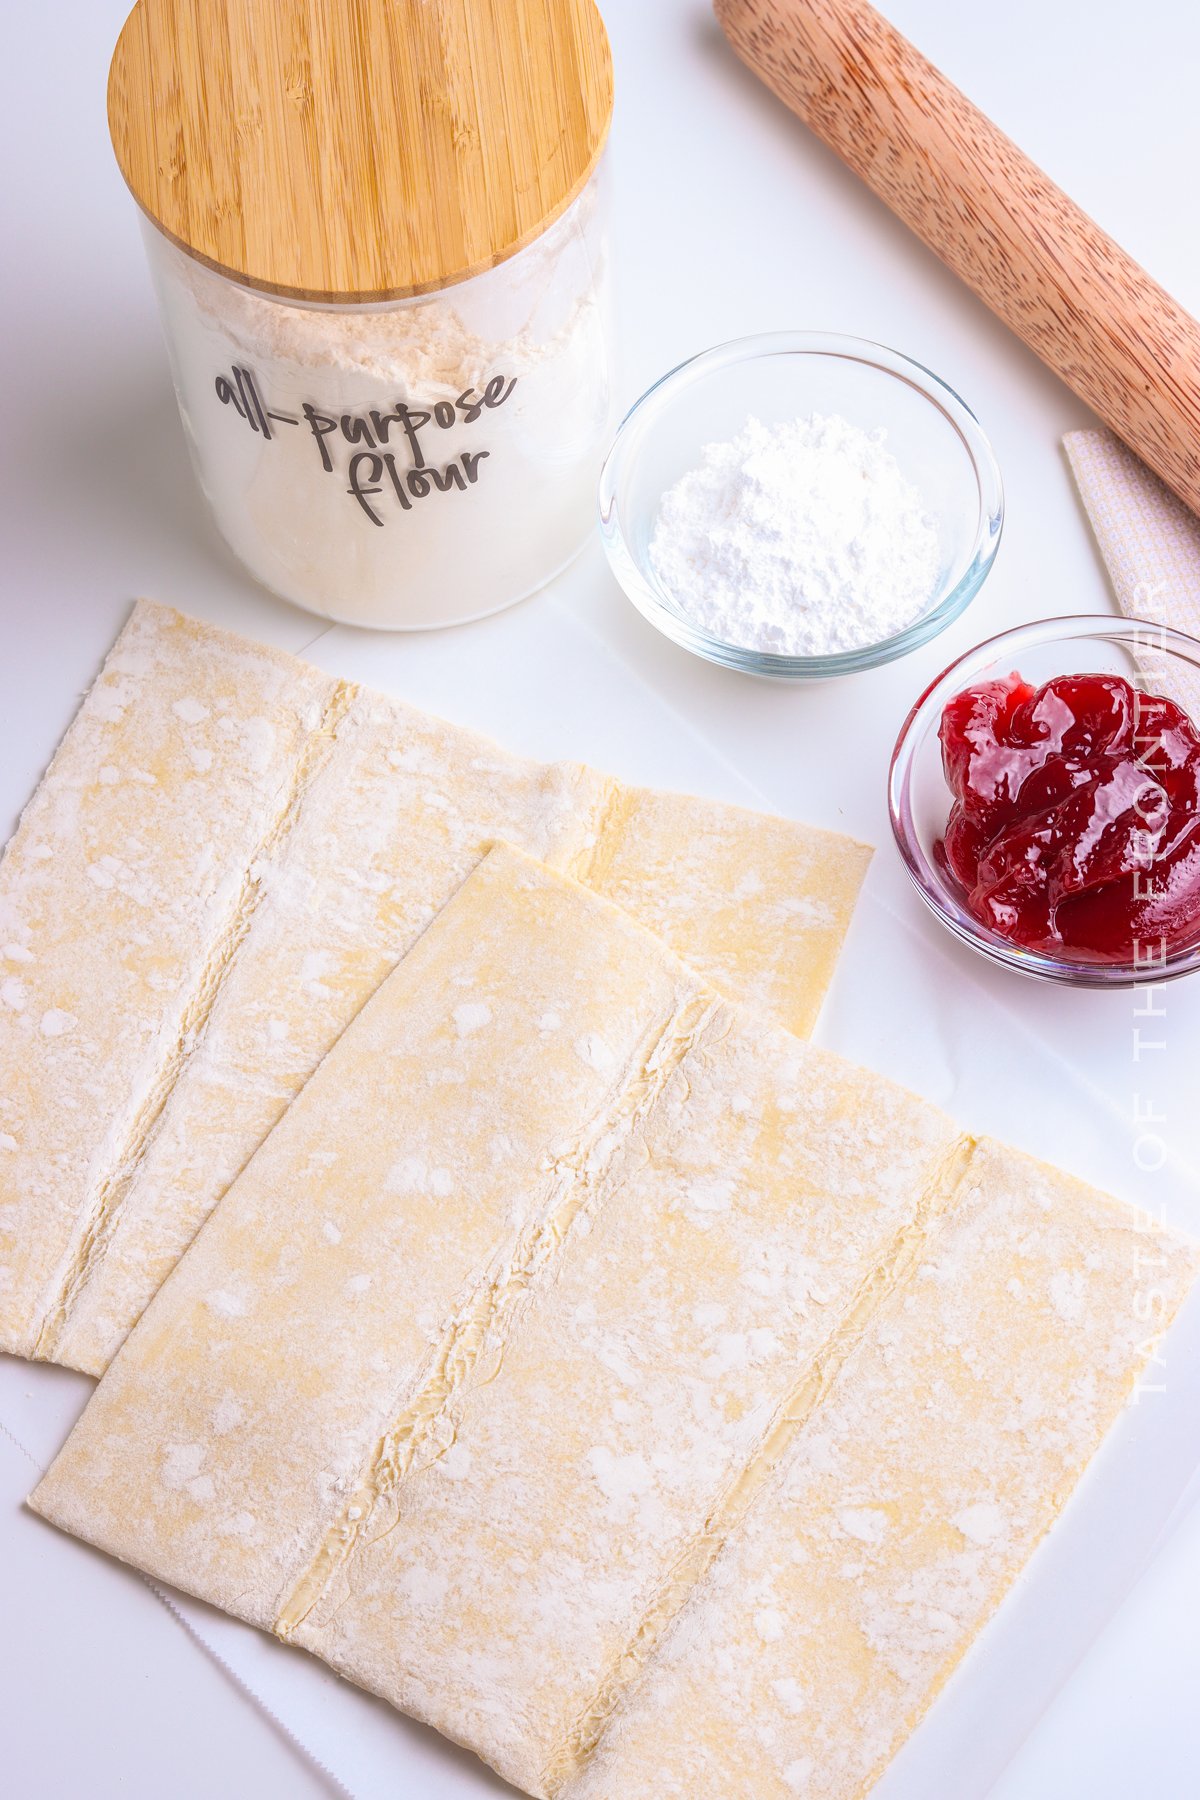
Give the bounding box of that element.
[598,333,1003,679]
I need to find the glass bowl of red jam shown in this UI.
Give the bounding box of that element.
[889,616,1200,986]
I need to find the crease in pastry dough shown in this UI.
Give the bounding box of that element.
[539,1131,979,1795]
[563,776,632,893]
[32,677,360,1361]
[275,987,725,1640]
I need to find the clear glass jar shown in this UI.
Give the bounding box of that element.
[142,166,613,629]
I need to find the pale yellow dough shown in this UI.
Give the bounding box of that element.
[31,848,1198,1800]
[0,601,870,1372]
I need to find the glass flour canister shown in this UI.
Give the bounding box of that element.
[107,0,615,629]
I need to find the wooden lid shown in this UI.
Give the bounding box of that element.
[108,0,613,303]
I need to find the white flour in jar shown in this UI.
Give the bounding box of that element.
[143,184,611,629]
[648,413,941,656]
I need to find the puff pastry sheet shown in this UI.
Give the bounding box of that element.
[0,601,870,1372]
[31,848,1198,1800]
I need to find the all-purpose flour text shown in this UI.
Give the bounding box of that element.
[214,364,518,527]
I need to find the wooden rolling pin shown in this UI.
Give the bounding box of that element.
[715,0,1200,517]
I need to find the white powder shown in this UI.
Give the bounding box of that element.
[649,413,941,657]
[144,180,612,630]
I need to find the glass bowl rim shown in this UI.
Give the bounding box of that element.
[597,328,1005,680]
[888,611,1200,987]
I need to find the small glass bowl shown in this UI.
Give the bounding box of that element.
[597,330,1003,679]
[889,614,1200,987]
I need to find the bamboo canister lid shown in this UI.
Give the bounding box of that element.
[108,0,614,303]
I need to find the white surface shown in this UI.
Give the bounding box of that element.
[3,1,1200,1796]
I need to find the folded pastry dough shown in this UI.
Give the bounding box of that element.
[31,847,1198,1800]
[0,601,869,1373]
